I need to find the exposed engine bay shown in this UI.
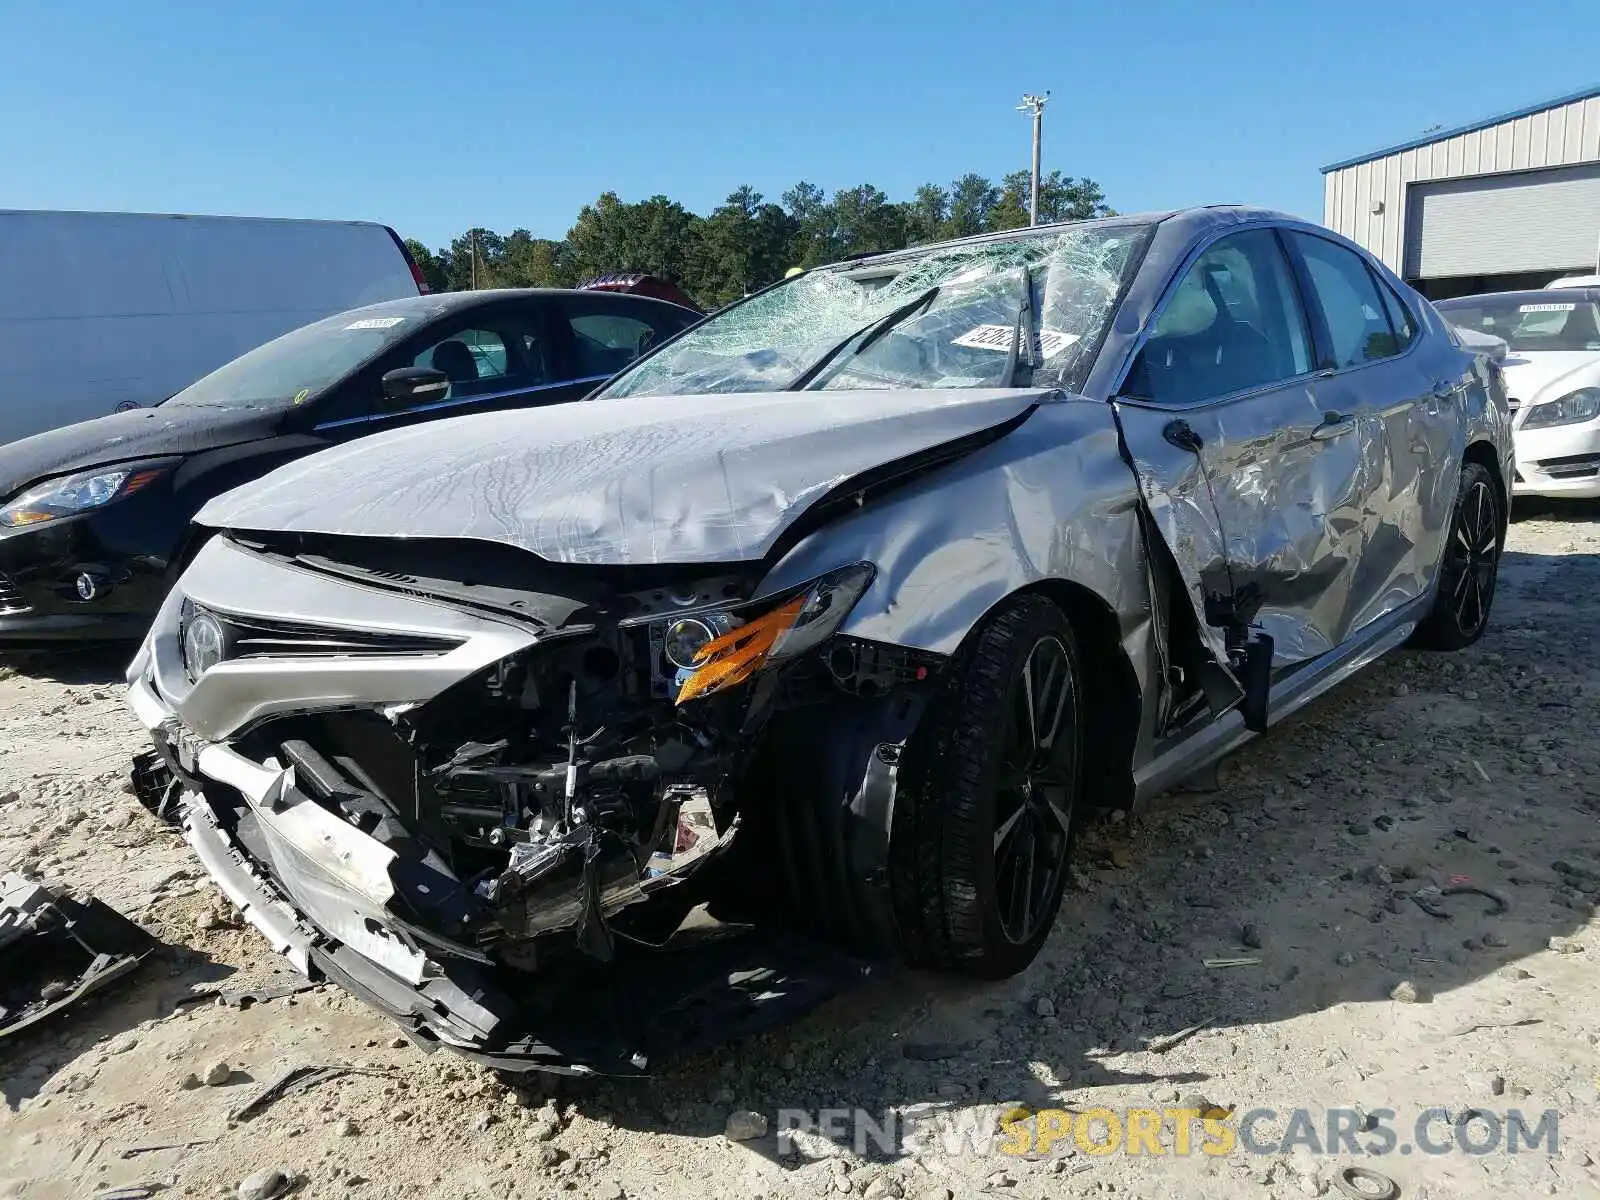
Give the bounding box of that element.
[285,558,904,962]
[394,613,762,961]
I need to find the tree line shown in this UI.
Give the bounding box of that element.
[404,170,1112,310]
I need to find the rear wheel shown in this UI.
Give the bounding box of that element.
[1413,461,1502,650]
[891,595,1083,978]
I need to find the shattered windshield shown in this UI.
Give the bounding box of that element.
[598,222,1153,399]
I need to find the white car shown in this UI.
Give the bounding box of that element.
[1549,274,1600,289]
[1437,287,1600,498]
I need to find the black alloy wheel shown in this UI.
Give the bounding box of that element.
[892,594,1085,978]
[992,634,1076,945]
[1414,461,1502,650]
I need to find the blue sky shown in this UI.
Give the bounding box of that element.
[1,0,1589,251]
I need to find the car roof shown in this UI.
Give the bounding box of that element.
[1435,288,1600,307]
[807,206,1301,273]
[336,287,697,320]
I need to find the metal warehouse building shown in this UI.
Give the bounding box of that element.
[1322,84,1600,299]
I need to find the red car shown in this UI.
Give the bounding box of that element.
[578,273,702,314]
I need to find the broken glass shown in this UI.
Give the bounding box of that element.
[600,222,1154,399]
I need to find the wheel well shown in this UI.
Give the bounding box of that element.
[1012,579,1139,814]
[1464,440,1508,535]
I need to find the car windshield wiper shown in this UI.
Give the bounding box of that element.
[1003,271,1036,387]
[787,286,941,391]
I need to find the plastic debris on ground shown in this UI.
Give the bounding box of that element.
[0,870,156,1041]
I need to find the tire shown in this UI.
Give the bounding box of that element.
[1412,461,1503,651]
[890,594,1084,978]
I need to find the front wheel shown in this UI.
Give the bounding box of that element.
[890,595,1084,979]
[1413,461,1503,650]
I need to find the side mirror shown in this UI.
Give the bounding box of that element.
[381,366,449,404]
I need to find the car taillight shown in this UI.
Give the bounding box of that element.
[409,260,431,294]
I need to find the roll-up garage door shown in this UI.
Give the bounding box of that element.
[1406,163,1600,279]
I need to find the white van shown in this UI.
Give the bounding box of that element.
[0,210,426,444]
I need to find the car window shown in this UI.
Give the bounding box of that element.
[406,310,552,405]
[313,306,556,425]
[1125,229,1311,405]
[1438,295,1600,352]
[560,296,699,381]
[569,314,663,377]
[1376,277,1418,350]
[597,223,1154,399]
[416,329,506,393]
[1291,235,1400,367]
[164,302,424,410]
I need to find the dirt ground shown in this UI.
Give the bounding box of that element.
[2,501,1598,1200]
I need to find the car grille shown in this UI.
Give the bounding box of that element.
[0,573,30,616]
[214,612,463,660]
[1536,453,1600,481]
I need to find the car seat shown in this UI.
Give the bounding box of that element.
[431,340,480,384]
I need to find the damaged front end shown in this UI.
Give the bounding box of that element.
[128,534,933,1073]
[416,560,878,962]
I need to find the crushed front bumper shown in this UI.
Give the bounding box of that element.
[127,675,874,1075]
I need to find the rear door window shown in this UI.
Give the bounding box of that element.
[1376,278,1418,350]
[569,315,660,376]
[1290,234,1401,367]
[559,296,698,380]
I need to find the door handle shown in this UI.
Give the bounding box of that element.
[1310,412,1356,441]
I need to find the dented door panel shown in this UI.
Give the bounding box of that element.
[1307,354,1462,638]
[1112,379,1359,668]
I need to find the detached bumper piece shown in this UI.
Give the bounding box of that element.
[0,872,155,1041]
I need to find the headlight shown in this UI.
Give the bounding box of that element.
[1521,387,1600,429]
[0,460,176,528]
[180,604,227,683]
[662,613,737,670]
[669,563,875,705]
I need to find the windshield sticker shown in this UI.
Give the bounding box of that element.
[345,316,407,330]
[1518,303,1575,313]
[953,324,1079,358]
[291,388,311,406]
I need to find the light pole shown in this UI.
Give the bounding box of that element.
[1017,92,1050,226]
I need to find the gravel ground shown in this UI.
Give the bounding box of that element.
[2,502,1598,1200]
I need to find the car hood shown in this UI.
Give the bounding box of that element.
[0,404,283,500]
[1500,351,1600,406]
[197,388,1048,565]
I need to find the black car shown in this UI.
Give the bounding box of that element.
[0,288,698,640]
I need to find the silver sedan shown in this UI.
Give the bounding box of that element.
[125,206,1512,1074]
